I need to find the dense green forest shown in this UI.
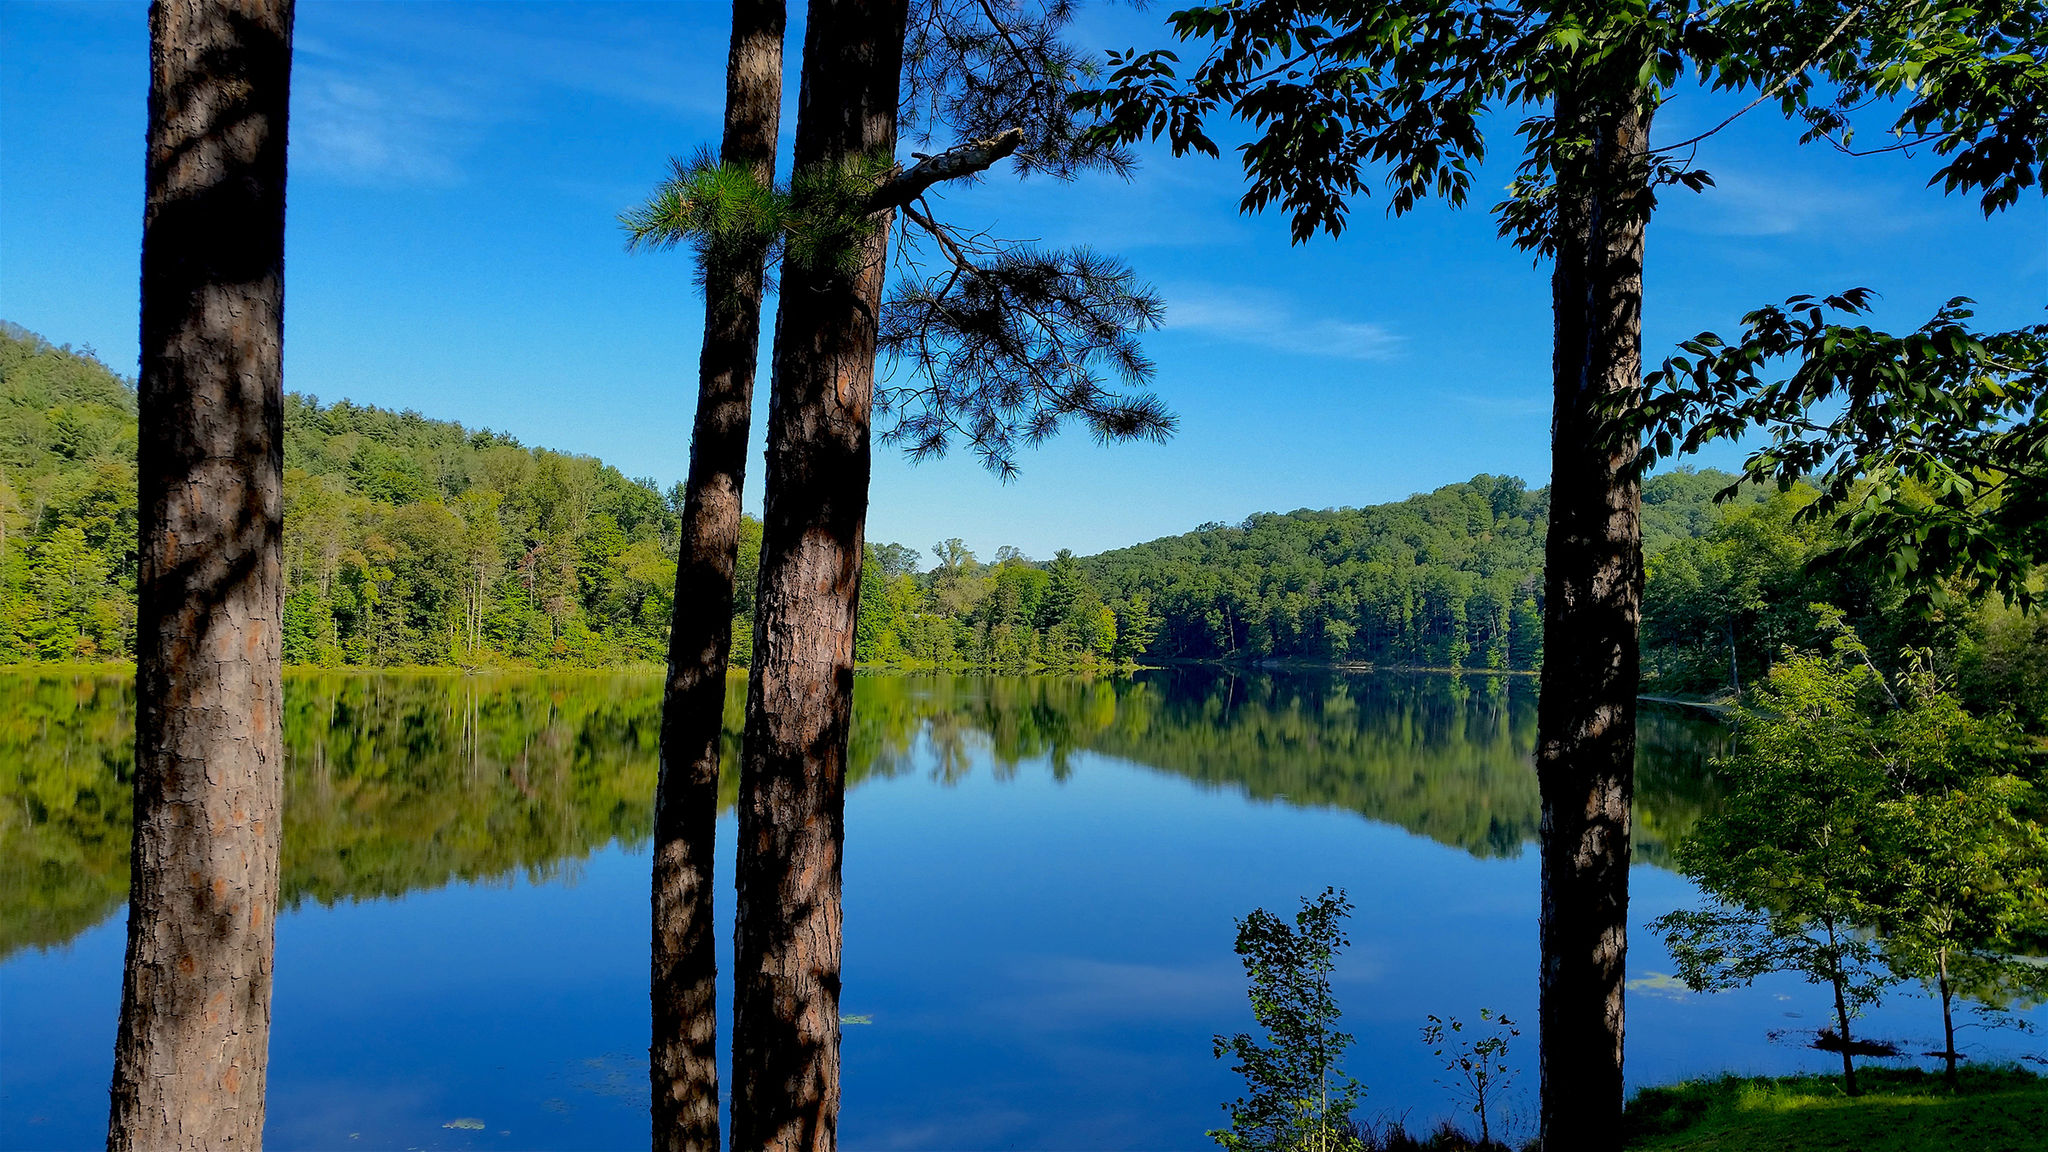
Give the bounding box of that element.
[1,324,678,666]
[0,325,1133,670]
[4,323,2039,711]
[1079,471,2042,718]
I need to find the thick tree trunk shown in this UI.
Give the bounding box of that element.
[109,3,293,1149]
[730,1,907,1147]
[650,2,785,1148]
[1535,76,1653,1152]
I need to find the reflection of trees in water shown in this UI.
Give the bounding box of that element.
[1634,707,1731,868]
[854,669,1723,863]
[1,671,946,956]
[1121,670,1722,864]
[281,673,668,908]
[0,669,1723,956]
[1099,670,1548,858]
[0,673,135,957]
[3,671,679,959]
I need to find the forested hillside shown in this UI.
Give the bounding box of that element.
[5,323,2039,711]
[1080,471,1773,669]
[1,324,683,666]
[0,326,139,662]
[1080,469,2041,718]
[0,326,1139,670]
[279,390,680,666]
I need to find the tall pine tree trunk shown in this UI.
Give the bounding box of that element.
[1535,74,1653,1152]
[650,2,785,1148]
[731,0,907,1146]
[109,2,293,1148]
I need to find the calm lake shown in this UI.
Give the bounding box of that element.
[2,669,2039,1149]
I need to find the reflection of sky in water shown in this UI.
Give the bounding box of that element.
[3,676,2042,1150]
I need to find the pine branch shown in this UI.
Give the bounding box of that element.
[870,128,1027,211]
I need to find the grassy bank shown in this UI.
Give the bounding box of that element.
[1624,1066,2048,1151]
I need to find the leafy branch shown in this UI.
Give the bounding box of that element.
[1643,291,2048,611]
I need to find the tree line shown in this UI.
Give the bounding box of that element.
[0,324,1144,672]
[1,323,675,667]
[8,321,2040,722]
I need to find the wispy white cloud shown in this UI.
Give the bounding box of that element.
[1625,971,1697,1002]
[291,37,488,185]
[287,8,724,187]
[1665,168,1930,239]
[1164,286,1401,361]
[476,21,723,119]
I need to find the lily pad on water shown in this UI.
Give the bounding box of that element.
[442,1118,486,1130]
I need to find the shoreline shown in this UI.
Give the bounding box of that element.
[0,660,1741,713]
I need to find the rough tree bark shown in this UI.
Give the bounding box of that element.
[1535,75,1654,1152]
[650,1,785,1148]
[108,2,293,1149]
[730,0,909,1147]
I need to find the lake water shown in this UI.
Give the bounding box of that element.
[2,669,2039,1150]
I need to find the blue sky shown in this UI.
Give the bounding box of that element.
[3,1,2042,564]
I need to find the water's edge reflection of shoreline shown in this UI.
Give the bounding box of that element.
[1,668,1726,960]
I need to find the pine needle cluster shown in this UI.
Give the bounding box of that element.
[880,243,1169,477]
[624,0,1175,479]
[903,0,1134,180]
[620,150,896,286]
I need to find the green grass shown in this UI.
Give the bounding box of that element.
[1624,1065,2048,1151]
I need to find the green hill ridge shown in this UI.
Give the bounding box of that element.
[4,322,2035,712]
